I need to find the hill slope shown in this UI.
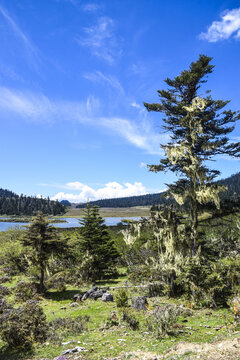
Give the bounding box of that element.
[76,172,240,208]
[0,189,66,216]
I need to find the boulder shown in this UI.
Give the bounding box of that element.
[82,286,98,301]
[89,289,107,300]
[132,296,148,310]
[102,292,114,302]
[73,293,82,302]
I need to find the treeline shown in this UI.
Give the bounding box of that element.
[76,172,240,209]
[0,189,66,215]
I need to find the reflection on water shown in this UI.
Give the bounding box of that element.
[0,217,140,231]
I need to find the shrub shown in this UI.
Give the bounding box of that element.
[177,257,240,308]
[146,304,180,337]
[48,315,90,342]
[0,300,48,350]
[14,281,38,302]
[121,309,139,330]
[115,288,129,308]
[148,283,164,298]
[0,284,11,297]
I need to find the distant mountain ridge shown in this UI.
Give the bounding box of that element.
[0,188,66,216]
[76,172,240,208]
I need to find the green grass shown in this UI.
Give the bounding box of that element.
[1,274,238,360]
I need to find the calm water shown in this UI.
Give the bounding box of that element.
[0,217,140,231]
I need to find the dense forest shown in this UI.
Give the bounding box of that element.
[76,172,240,208]
[0,189,66,215]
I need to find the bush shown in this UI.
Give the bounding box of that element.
[0,300,48,350]
[48,315,90,343]
[146,304,180,337]
[115,288,129,308]
[14,281,38,302]
[46,273,67,292]
[121,309,139,330]
[0,284,11,297]
[148,283,164,297]
[177,257,240,308]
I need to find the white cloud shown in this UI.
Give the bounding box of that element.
[84,71,124,93]
[0,86,165,155]
[200,8,240,42]
[0,5,40,65]
[51,181,147,203]
[82,3,101,12]
[131,102,141,109]
[140,162,147,169]
[77,17,121,64]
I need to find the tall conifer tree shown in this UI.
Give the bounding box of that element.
[144,55,240,255]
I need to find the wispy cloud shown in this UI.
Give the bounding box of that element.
[84,71,124,93]
[0,63,24,82]
[100,117,165,155]
[0,86,99,124]
[140,162,147,169]
[51,181,147,203]
[77,17,121,64]
[82,3,101,12]
[56,0,79,5]
[0,86,165,155]
[200,8,240,42]
[0,4,40,65]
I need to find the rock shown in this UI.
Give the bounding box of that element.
[73,293,82,302]
[82,286,99,300]
[70,302,79,307]
[62,346,86,355]
[110,311,118,321]
[132,296,148,310]
[60,306,66,310]
[89,289,107,300]
[102,292,113,302]
[61,340,76,345]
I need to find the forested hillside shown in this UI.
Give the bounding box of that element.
[0,189,66,215]
[76,172,240,208]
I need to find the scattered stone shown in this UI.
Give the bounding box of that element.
[62,346,86,355]
[132,296,148,310]
[70,302,79,307]
[102,292,114,302]
[62,340,76,345]
[60,306,66,310]
[204,324,211,328]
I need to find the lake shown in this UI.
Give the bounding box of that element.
[0,217,140,231]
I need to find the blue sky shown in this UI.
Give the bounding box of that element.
[0,0,240,203]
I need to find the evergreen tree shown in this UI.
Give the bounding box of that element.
[22,212,68,292]
[144,55,240,255]
[78,204,118,281]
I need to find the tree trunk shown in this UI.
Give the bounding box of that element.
[190,181,198,257]
[40,267,45,293]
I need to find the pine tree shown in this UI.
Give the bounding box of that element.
[144,55,240,256]
[22,212,68,292]
[78,204,118,281]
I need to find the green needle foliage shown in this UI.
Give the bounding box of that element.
[144,55,240,255]
[77,204,119,281]
[21,212,68,293]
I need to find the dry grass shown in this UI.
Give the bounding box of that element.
[63,206,151,218]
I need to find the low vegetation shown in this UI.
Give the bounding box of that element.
[0,55,240,360]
